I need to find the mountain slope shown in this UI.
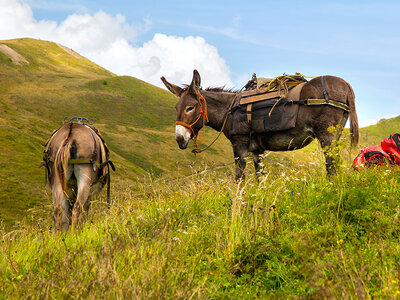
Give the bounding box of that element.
[0,38,234,224]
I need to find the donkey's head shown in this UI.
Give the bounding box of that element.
[161,69,206,150]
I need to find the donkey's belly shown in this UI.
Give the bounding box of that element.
[250,127,315,152]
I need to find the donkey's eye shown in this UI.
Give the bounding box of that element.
[186,106,195,113]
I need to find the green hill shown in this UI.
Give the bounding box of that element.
[0,38,399,226]
[0,38,234,224]
[359,116,400,147]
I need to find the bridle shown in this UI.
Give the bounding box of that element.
[175,90,209,150]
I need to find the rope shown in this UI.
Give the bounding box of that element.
[192,84,247,154]
[266,73,306,117]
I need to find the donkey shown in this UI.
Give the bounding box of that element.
[161,70,359,180]
[41,121,113,232]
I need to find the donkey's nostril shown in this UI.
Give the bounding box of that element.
[176,136,188,149]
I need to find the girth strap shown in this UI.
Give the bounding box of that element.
[48,156,99,166]
[291,98,350,112]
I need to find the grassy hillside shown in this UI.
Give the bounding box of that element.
[1,38,400,298]
[1,38,400,225]
[0,38,234,224]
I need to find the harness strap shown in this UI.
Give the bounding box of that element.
[321,75,329,103]
[85,125,98,171]
[246,104,252,122]
[291,99,350,112]
[106,164,111,209]
[48,156,99,165]
[336,110,349,140]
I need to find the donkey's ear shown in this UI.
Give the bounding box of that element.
[161,76,183,97]
[189,69,201,95]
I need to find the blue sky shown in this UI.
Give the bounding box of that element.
[2,0,400,127]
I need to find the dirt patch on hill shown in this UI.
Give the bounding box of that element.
[56,43,83,59]
[0,44,29,65]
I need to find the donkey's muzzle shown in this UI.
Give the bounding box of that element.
[175,125,190,149]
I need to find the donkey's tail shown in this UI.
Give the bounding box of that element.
[347,84,359,146]
[54,125,74,192]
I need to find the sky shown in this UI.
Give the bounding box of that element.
[0,0,400,127]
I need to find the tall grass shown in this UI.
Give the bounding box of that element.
[1,157,400,298]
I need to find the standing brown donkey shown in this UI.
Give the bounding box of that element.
[162,70,359,179]
[41,120,114,232]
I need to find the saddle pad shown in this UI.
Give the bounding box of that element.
[229,82,306,135]
[247,99,299,133]
[230,99,299,134]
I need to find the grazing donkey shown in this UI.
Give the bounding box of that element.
[41,119,114,232]
[161,70,359,179]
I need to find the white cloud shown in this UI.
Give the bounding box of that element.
[0,0,232,88]
[92,33,232,88]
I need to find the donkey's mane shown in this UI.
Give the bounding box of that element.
[181,85,238,94]
[204,86,238,93]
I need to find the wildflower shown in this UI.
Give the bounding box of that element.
[336,239,344,245]
[172,237,181,245]
[290,190,294,195]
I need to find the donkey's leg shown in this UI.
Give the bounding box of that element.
[52,175,72,232]
[72,164,93,229]
[232,143,249,181]
[51,179,64,232]
[318,135,337,176]
[252,151,264,176]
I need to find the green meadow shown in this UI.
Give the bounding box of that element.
[1,38,400,298]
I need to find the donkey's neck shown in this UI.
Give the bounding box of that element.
[201,90,236,132]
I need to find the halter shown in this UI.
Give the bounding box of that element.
[175,90,209,150]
